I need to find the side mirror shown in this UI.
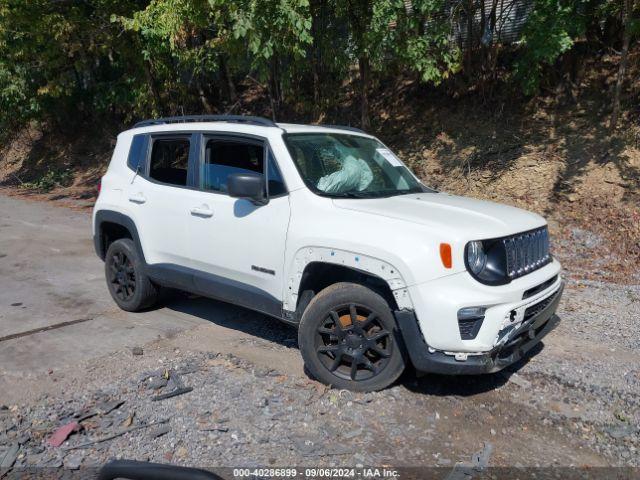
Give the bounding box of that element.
[227,172,267,205]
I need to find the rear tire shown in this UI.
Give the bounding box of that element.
[298,282,406,392]
[105,238,158,312]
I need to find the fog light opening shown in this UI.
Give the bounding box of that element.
[457,306,486,340]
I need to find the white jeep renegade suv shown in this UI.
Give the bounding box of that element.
[93,115,563,391]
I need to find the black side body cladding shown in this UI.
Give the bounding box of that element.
[395,283,563,375]
[146,263,284,320]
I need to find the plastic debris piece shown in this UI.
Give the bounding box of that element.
[0,443,19,468]
[152,370,192,401]
[63,419,169,451]
[472,442,494,471]
[47,422,80,447]
[150,425,171,438]
[95,399,125,415]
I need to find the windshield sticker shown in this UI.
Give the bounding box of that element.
[376,148,404,167]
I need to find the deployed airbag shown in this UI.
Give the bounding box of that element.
[317,154,373,193]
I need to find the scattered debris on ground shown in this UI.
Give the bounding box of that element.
[0,299,638,474]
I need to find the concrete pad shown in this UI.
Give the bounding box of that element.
[0,193,300,387]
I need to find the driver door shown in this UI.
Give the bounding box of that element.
[186,134,290,317]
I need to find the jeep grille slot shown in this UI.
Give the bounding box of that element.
[503,227,551,280]
[522,274,558,299]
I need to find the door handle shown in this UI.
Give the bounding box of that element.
[128,193,146,204]
[190,206,213,218]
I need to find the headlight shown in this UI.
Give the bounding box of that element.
[465,227,552,285]
[466,240,487,274]
[465,238,509,285]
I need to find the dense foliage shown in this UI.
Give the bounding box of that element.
[0,0,636,134]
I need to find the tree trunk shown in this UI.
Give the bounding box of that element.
[347,0,373,129]
[309,1,324,107]
[610,0,633,130]
[359,56,371,130]
[196,80,214,114]
[268,56,281,120]
[219,55,236,103]
[143,58,163,116]
[465,0,475,74]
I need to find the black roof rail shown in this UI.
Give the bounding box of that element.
[133,115,278,129]
[318,124,366,134]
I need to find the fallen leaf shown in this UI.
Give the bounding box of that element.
[122,412,135,428]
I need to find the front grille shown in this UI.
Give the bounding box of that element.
[523,290,558,322]
[503,227,551,280]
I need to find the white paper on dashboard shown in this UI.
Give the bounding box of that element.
[376,148,404,167]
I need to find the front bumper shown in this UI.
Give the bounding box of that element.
[406,259,562,352]
[396,282,563,374]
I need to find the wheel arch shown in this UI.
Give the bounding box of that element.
[284,247,414,318]
[94,210,146,263]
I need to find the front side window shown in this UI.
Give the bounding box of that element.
[202,139,286,196]
[284,133,425,198]
[149,138,190,186]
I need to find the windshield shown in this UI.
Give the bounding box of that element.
[283,133,426,198]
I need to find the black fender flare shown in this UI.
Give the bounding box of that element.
[94,210,146,263]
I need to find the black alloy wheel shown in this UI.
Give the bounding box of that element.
[104,238,158,312]
[108,251,136,301]
[298,282,406,391]
[315,303,393,381]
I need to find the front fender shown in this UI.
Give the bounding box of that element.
[282,246,414,312]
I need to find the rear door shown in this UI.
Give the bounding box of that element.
[186,133,290,317]
[126,133,201,268]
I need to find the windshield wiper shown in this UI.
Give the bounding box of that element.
[351,189,422,198]
[324,189,423,199]
[323,191,372,198]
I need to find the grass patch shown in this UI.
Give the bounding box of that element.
[20,167,73,192]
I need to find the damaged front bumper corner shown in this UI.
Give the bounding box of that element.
[395,283,563,375]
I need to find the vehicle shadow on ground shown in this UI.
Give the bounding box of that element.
[162,292,298,349]
[401,342,544,397]
[159,291,545,397]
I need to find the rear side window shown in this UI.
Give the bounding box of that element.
[127,135,147,172]
[149,138,190,186]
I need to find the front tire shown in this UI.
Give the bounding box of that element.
[105,238,158,312]
[298,282,406,392]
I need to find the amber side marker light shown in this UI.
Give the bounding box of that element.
[440,243,452,269]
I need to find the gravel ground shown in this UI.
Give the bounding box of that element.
[1,245,639,478]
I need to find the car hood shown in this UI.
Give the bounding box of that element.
[332,192,545,240]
